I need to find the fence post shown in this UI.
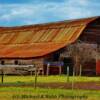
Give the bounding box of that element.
[31,71,33,76]
[72,68,75,90]
[79,64,82,76]
[67,66,69,82]
[34,65,38,89]
[59,66,62,75]
[46,63,50,76]
[1,69,4,83]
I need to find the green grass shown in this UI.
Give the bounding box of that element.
[0,76,100,100]
[0,87,100,100]
[1,75,100,84]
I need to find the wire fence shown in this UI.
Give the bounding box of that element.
[0,63,97,89]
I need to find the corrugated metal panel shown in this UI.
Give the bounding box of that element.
[0,17,99,58]
[0,43,66,58]
[30,30,45,42]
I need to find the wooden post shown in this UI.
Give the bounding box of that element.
[46,63,50,76]
[96,44,98,76]
[31,71,33,76]
[79,64,82,76]
[72,68,75,90]
[67,66,69,82]
[34,65,38,89]
[59,66,62,75]
[1,69,4,83]
[42,68,44,76]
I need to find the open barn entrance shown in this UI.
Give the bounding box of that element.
[63,57,74,75]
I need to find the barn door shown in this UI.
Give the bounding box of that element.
[96,60,100,75]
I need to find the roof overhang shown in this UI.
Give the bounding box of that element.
[0,16,99,58]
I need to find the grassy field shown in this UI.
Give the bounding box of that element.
[0,75,100,100]
[0,87,100,100]
[1,75,100,84]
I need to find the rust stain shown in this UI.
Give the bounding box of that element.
[0,17,98,58]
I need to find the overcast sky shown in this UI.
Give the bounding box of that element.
[0,0,100,26]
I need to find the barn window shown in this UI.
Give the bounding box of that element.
[15,60,18,65]
[1,60,5,65]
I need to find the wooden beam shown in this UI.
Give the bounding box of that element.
[83,32,100,36]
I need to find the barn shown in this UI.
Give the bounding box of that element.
[0,16,100,76]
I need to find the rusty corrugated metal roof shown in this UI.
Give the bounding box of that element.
[0,16,99,58]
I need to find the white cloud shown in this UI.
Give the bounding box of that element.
[0,5,37,20]
[68,0,89,6]
[0,0,99,26]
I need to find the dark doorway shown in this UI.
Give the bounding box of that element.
[53,52,60,61]
[1,60,5,65]
[15,60,18,65]
[63,57,74,75]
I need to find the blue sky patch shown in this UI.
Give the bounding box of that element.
[0,0,100,26]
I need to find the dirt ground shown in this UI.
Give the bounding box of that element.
[0,82,100,90]
[37,82,100,90]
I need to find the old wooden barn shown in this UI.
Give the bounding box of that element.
[0,16,100,76]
